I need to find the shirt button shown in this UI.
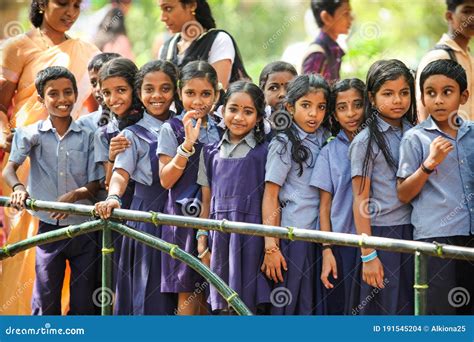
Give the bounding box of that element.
[59,172,64,176]
[60,147,64,151]
[460,160,464,164]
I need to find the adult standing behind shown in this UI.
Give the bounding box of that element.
[0,0,99,315]
[158,0,249,89]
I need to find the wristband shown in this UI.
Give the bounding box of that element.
[108,157,115,163]
[321,244,332,251]
[106,194,122,207]
[12,183,25,191]
[361,250,378,263]
[198,247,209,259]
[421,162,435,174]
[196,230,209,240]
[265,246,280,255]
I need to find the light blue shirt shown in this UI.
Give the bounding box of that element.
[397,116,474,239]
[94,114,120,163]
[157,112,221,158]
[114,112,164,185]
[265,124,330,229]
[76,106,103,133]
[9,118,103,225]
[311,131,355,234]
[349,116,413,227]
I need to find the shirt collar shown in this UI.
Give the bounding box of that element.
[141,111,167,131]
[422,115,471,140]
[39,117,81,133]
[293,122,326,143]
[218,130,257,149]
[336,130,351,144]
[375,116,411,134]
[440,33,470,55]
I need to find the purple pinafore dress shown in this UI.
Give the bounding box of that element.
[114,124,177,315]
[160,118,208,293]
[203,141,271,313]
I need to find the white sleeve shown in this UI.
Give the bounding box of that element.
[208,32,235,65]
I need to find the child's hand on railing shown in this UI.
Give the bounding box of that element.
[95,196,121,220]
[10,185,28,210]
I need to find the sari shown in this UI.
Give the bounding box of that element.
[0,33,99,315]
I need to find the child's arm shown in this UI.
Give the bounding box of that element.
[352,176,385,289]
[2,161,28,210]
[197,185,211,267]
[51,181,101,220]
[104,134,131,189]
[319,189,338,289]
[95,169,130,219]
[159,111,201,189]
[397,136,453,203]
[261,181,287,283]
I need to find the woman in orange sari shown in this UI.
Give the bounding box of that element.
[0,0,99,315]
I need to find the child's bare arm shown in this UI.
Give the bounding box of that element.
[2,161,28,209]
[197,186,211,266]
[94,169,130,220]
[319,189,338,289]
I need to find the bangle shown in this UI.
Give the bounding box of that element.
[181,143,194,154]
[361,250,378,263]
[196,230,209,240]
[171,161,185,170]
[177,144,195,158]
[108,157,115,163]
[321,244,332,251]
[106,194,122,207]
[421,162,435,174]
[265,246,280,255]
[198,247,209,259]
[12,183,24,191]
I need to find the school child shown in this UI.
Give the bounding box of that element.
[397,59,474,315]
[349,59,417,315]
[416,0,474,121]
[2,66,103,315]
[195,80,270,314]
[76,52,121,133]
[157,60,222,315]
[94,60,179,315]
[310,78,365,315]
[261,74,331,315]
[302,0,353,83]
[259,61,298,113]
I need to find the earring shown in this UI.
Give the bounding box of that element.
[255,124,261,133]
[39,10,43,14]
[192,10,196,16]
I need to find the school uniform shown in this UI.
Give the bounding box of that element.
[348,116,414,315]
[197,130,271,313]
[9,118,103,315]
[310,130,358,315]
[397,116,474,314]
[264,123,329,315]
[113,112,177,315]
[157,113,221,294]
[76,106,106,133]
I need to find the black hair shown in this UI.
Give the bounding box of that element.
[94,8,127,51]
[222,80,266,144]
[88,53,121,72]
[311,0,347,28]
[180,0,216,30]
[99,57,143,130]
[329,78,366,135]
[359,59,417,191]
[135,59,181,114]
[30,0,47,28]
[258,61,298,90]
[446,0,467,11]
[35,66,78,98]
[179,60,219,92]
[420,59,467,94]
[277,74,330,176]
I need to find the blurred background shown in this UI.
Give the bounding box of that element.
[1,0,472,81]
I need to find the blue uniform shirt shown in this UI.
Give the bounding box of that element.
[114,112,165,185]
[9,118,103,225]
[265,124,330,229]
[76,106,104,133]
[397,116,474,239]
[94,114,120,164]
[349,116,413,227]
[311,130,356,234]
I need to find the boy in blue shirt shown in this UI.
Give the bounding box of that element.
[397,59,473,315]
[3,66,103,315]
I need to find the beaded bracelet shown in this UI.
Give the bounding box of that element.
[265,246,280,255]
[196,230,209,240]
[106,194,122,207]
[361,250,378,263]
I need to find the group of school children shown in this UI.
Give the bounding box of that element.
[3,51,473,316]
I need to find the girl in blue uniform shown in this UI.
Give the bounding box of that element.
[157,61,222,315]
[310,78,365,314]
[196,80,270,314]
[95,60,179,315]
[261,74,331,315]
[349,59,417,315]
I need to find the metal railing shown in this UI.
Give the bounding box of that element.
[1,196,474,315]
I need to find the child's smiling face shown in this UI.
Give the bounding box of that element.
[223,91,259,142]
[39,78,77,118]
[421,74,469,123]
[334,88,365,136]
[180,78,218,119]
[140,71,174,120]
[101,77,133,118]
[288,90,327,134]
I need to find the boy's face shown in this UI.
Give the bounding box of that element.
[421,74,469,122]
[38,78,77,118]
[447,1,474,38]
[89,68,104,106]
[325,2,353,36]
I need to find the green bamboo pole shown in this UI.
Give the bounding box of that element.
[101,221,113,316]
[1,197,472,262]
[0,220,103,260]
[414,251,428,315]
[107,221,252,316]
